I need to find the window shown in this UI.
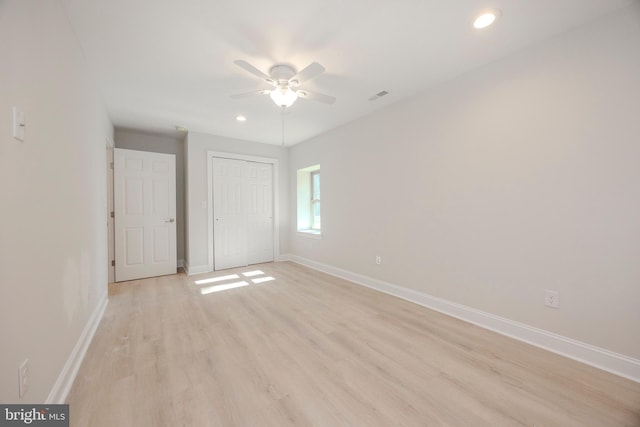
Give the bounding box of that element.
[297,164,321,236]
[311,170,321,230]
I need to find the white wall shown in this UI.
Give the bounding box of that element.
[185,132,289,273]
[289,4,640,360]
[0,0,113,402]
[115,128,186,266]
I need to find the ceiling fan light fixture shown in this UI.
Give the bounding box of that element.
[473,10,500,29]
[270,86,298,108]
[232,60,333,108]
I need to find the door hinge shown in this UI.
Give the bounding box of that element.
[111,260,115,267]
[110,211,114,218]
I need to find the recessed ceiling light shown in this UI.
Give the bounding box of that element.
[473,10,501,29]
[236,115,246,122]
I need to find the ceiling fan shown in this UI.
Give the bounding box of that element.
[231,60,336,109]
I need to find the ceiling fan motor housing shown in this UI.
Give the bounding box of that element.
[269,65,296,83]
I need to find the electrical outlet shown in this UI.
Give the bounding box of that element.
[375,255,382,265]
[544,290,559,309]
[18,359,29,398]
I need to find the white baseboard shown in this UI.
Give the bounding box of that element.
[277,253,292,262]
[177,259,184,268]
[46,290,109,404]
[184,262,211,276]
[288,255,640,383]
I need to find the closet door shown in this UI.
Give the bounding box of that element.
[212,158,248,270]
[212,158,274,270]
[247,163,274,264]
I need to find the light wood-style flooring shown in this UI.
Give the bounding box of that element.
[67,262,640,426]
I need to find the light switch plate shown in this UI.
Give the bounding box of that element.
[13,107,25,141]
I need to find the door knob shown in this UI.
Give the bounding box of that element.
[165,218,175,223]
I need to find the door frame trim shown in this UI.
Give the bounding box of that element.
[106,139,115,284]
[206,151,280,272]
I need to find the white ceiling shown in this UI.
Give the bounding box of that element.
[62,0,634,145]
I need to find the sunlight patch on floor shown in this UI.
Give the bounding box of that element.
[242,270,265,277]
[195,274,239,285]
[251,276,275,284]
[200,281,250,294]
[194,268,276,294]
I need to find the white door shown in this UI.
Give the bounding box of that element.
[114,148,177,281]
[213,158,248,270]
[247,163,273,264]
[212,158,274,270]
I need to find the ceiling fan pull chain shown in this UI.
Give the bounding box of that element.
[281,112,285,146]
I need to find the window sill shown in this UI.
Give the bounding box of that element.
[297,230,322,239]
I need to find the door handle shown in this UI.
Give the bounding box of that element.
[165,218,175,223]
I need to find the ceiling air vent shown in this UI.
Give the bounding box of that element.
[368,90,389,101]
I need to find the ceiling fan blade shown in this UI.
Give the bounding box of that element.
[233,60,273,84]
[296,90,336,105]
[290,62,325,85]
[230,89,271,99]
